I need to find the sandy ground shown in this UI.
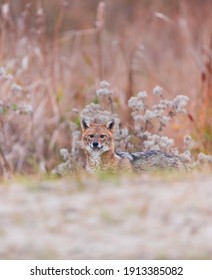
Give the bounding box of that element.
[0,171,212,260]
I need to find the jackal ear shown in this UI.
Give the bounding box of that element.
[105,119,115,131]
[81,118,90,130]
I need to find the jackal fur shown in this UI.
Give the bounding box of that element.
[81,118,186,174]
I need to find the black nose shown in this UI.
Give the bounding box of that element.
[93,142,98,147]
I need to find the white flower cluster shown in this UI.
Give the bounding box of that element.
[52,128,84,175]
[179,150,192,163]
[115,127,131,151]
[159,115,170,125]
[152,99,172,111]
[145,109,161,120]
[183,135,192,145]
[60,148,69,161]
[127,86,192,155]
[153,85,163,96]
[81,103,111,123]
[143,133,174,151]
[129,87,173,133]
[96,80,113,97]
[51,161,72,176]
[128,91,147,111]
[130,85,190,129]
[0,65,33,117]
[198,153,212,164]
[137,91,148,99]
[172,95,189,114]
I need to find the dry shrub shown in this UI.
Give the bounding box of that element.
[0,0,211,176]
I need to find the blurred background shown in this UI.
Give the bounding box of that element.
[0,0,211,175]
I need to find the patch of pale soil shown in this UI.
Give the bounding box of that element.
[0,172,212,259]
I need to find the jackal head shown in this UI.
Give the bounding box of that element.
[81,118,115,154]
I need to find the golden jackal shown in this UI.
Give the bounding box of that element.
[81,118,186,174]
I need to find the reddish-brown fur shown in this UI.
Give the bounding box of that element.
[81,119,131,173]
[81,118,187,174]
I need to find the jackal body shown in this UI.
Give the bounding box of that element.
[81,118,186,173]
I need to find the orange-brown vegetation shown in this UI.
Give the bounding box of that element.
[0,0,211,176]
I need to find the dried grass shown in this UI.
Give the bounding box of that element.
[0,0,211,177]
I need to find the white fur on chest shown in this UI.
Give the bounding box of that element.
[91,152,101,165]
[86,152,101,173]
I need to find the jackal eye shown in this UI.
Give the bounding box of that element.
[100,134,106,139]
[89,134,94,138]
